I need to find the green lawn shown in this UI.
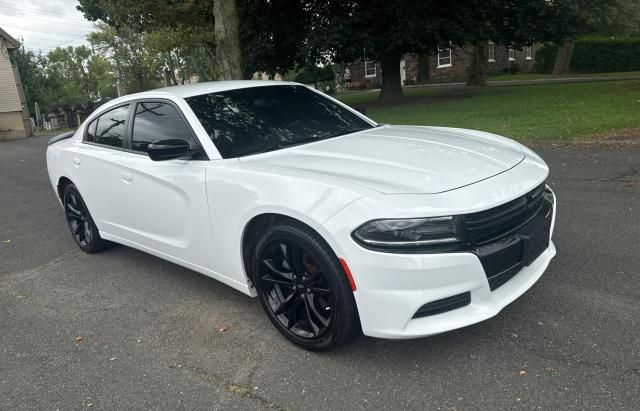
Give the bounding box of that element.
[337,80,640,140]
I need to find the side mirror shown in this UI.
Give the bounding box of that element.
[147,139,191,161]
[354,106,368,115]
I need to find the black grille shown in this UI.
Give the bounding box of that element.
[470,183,554,291]
[412,292,471,318]
[464,183,547,244]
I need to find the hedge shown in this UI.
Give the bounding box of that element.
[571,37,640,73]
[535,37,640,74]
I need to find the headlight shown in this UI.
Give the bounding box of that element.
[352,216,462,251]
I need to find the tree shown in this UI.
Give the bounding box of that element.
[89,22,162,94]
[460,0,572,86]
[599,0,640,36]
[144,29,216,83]
[77,0,245,79]
[238,0,310,77]
[302,1,577,99]
[546,0,640,76]
[12,41,117,119]
[303,1,477,101]
[45,45,115,104]
[213,0,243,79]
[466,42,488,86]
[547,1,605,76]
[78,0,313,81]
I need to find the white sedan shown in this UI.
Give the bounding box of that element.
[46,81,556,350]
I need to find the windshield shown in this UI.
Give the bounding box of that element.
[185,85,374,158]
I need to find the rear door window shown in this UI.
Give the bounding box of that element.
[91,105,130,148]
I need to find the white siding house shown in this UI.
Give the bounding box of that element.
[0,27,26,140]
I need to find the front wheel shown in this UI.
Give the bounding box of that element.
[252,222,359,351]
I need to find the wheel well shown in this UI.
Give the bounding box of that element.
[241,213,321,285]
[57,177,73,200]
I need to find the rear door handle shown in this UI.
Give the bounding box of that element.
[72,158,81,166]
[121,171,133,182]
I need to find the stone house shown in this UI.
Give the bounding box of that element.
[346,43,538,89]
[0,26,30,140]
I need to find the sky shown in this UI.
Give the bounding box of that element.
[0,0,95,53]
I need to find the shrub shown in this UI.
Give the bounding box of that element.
[571,37,640,73]
[534,44,558,74]
[294,65,335,85]
[316,79,336,95]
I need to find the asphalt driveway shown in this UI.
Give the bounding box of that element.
[1,135,639,410]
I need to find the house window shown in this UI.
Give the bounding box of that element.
[508,47,515,61]
[488,41,495,62]
[437,46,452,68]
[364,61,376,78]
[524,46,532,60]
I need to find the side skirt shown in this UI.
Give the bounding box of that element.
[100,231,256,297]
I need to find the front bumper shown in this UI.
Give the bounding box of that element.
[352,240,555,339]
[321,183,557,339]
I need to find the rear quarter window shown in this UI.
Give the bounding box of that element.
[84,105,130,148]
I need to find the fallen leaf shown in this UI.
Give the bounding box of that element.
[109,357,117,361]
[75,336,83,342]
[227,383,249,396]
[218,325,229,333]
[2,240,10,243]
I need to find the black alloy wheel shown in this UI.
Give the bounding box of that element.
[252,222,359,350]
[62,184,110,253]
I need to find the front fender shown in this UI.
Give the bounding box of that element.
[204,161,368,290]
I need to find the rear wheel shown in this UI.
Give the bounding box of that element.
[62,184,110,253]
[252,222,359,351]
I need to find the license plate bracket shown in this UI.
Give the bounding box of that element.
[520,218,551,266]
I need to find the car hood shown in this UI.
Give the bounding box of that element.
[239,125,526,194]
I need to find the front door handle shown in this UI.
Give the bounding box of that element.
[121,171,133,182]
[72,157,81,166]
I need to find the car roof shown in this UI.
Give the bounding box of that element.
[83,80,312,130]
[124,80,300,100]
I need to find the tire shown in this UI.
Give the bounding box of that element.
[62,184,111,253]
[251,222,360,351]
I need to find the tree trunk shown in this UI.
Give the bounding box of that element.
[417,53,430,84]
[113,55,124,96]
[466,41,488,86]
[552,39,574,77]
[166,52,178,85]
[379,51,404,102]
[213,0,244,80]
